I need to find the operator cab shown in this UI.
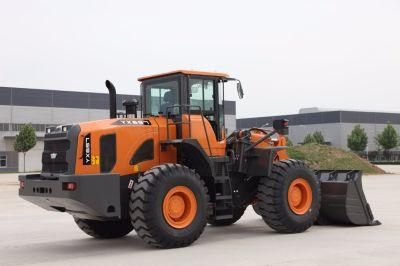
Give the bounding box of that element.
[139,70,243,141]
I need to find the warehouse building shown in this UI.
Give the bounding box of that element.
[0,87,237,172]
[237,107,400,151]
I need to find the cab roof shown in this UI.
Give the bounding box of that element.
[138,70,229,81]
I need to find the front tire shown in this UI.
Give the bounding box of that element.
[74,218,133,239]
[257,160,320,233]
[129,164,209,248]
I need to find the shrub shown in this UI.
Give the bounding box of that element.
[14,124,36,172]
[347,124,368,152]
[375,123,398,151]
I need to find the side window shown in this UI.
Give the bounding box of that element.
[204,80,214,112]
[218,81,225,139]
[189,79,203,108]
[189,79,214,112]
[0,155,6,167]
[149,88,161,115]
[145,80,179,115]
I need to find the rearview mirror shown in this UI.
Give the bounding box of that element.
[237,81,244,99]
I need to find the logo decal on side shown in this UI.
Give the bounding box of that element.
[112,120,151,126]
[91,155,100,165]
[83,134,91,165]
[50,153,57,160]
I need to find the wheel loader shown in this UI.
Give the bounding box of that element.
[19,70,380,248]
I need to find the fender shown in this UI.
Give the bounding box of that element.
[161,138,215,200]
[162,138,213,177]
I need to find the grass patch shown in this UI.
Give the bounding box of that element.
[287,144,385,175]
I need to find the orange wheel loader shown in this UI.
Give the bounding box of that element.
[19,70,380,248]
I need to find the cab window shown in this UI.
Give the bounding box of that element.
[190,78,222,138]
[144,80,179,115]
[204,80,214,111]
[189,79,214,113]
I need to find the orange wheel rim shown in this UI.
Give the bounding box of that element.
[162,186,197,229]
[288,178,312,215]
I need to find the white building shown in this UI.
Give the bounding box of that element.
[237,107,400,151]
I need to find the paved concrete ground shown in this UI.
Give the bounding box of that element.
[1,173,399,266]
[377,164,400,174]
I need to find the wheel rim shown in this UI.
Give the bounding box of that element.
[162,186,197,229]
[287,178,312,215]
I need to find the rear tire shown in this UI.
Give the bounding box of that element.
[257,160,320,233]
[208,207,246,226]
[252,203,262,216]
[129,164,209,248]
[74,218,133,239]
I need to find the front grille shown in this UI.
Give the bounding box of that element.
[45,132,67,139]
[44,140,70,151]
[42,138,70,174]
[42,162,68,173]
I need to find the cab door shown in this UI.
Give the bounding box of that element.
[189,78,225,140]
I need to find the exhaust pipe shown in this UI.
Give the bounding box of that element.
[105,80,117,119]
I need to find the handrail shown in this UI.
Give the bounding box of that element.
[165,105,212,156]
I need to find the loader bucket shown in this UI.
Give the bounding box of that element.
[316,170,380,226]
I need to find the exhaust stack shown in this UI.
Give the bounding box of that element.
[105,80,117,119]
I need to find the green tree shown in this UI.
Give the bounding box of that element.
[347,125,368,152]
[375,123,398,151]
[14,124,36,172]
[313,131,325,144]
[303,134,316,144]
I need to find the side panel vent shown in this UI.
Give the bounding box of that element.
[100,134,116,173]
[130,139,154,165]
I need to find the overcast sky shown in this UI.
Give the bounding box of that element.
[0,0,399,118]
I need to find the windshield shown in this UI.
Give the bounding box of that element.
[144,80,179,116]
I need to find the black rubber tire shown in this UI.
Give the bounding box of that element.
[208,207,246,226]
[129,164,209,248]
[257,159,320,233]
[74,218,133,239]
[252,203,262,216]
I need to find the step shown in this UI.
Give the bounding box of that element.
[215,195,232,200]
[215,214,233,220]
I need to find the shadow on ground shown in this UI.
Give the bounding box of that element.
[2,218,279,265]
